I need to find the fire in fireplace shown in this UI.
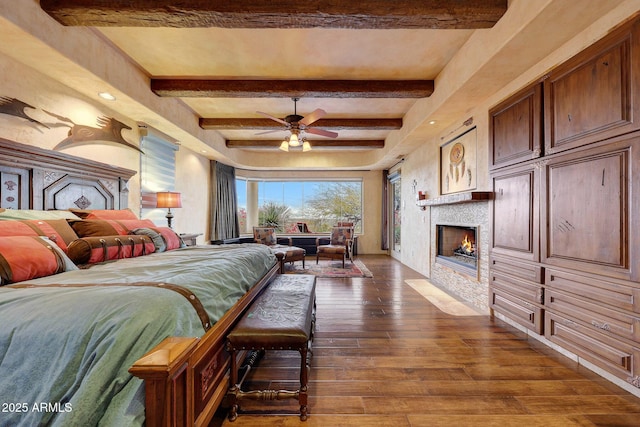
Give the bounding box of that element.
[436,225,478,272]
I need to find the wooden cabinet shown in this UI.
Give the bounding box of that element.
[489,83,543,169]
[489,16,640,390]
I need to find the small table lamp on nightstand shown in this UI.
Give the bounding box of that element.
[156,191,182,229]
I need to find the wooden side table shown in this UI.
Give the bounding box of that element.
[179,233,201,247]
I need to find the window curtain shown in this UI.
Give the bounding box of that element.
[209,160,239,242]
[381,170,389,250]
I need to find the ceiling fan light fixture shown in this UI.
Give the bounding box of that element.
[302,140,312,152]
[279,140,289,152]
[289,132,300,147]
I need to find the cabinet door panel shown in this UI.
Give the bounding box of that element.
[490,83,542,169]
[541,135,637,281]
[491,164,539,261]
[547,151,624,265]
[544,20,640,153]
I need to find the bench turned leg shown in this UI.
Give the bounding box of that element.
[227,347,240,422]
[299,346,309,421]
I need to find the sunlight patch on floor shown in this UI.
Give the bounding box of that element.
[405,279,485,316]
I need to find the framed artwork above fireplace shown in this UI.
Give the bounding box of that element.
[440,127,477,195]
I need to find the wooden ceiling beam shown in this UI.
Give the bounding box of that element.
[226,140,385,150]
[153,80,433,99]
[40,1,507,29]
[200,118,402,130]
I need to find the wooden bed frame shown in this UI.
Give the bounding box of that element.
[0,137,277,426]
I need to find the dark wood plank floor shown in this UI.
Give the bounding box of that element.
[215,255,640,426]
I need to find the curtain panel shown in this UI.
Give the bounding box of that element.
[209,161,239,242]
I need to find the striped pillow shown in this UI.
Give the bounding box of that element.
[0,236,68,285]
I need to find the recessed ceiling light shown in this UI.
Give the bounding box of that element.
[429,120,436,125]
[98,92,116,101]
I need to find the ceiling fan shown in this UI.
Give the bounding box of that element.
[256,98,338,152]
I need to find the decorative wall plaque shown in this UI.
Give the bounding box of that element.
[440,127,477,195]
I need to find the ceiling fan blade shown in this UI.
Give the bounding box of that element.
[305,127,338,138]
[256,111,288,126]
[299,108,326,126]
[255,129,285,135]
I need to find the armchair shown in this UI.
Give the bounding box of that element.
[316,226,354,268]
[253,226,290,246]
[253,227,306,272]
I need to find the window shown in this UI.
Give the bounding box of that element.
[236,178,362,234]
[139,132,179,225]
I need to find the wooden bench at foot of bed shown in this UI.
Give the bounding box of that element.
[226,274,317,421]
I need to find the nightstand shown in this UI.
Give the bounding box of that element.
[179,233,201,247]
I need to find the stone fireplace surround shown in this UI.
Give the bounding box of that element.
[423,194,491,312]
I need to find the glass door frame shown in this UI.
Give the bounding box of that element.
[388,170,401,260]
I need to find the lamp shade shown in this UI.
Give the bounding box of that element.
[156,191,182,208]
[288,132,300,147]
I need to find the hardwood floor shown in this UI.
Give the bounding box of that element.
[214,255,640,426]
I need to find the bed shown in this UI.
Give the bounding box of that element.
[0,138,280,426]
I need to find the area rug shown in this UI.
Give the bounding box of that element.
[405,279,484,316]
[284,258,373,278]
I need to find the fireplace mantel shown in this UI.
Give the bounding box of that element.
[417,191,493,207]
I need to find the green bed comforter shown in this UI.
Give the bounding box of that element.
[0,243,276,427]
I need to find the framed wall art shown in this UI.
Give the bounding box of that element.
[440,127,477,195]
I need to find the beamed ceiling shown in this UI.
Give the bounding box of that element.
[27,0,507,166]
[3,1,626,170]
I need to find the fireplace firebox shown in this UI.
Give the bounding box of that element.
[436,224,478,274]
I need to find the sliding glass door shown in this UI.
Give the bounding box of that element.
[389,172,401,259]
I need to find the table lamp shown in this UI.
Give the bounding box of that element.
[156,191,182,229]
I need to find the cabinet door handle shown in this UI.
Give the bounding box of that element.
[591,320,611,332]
[621,355,631,371]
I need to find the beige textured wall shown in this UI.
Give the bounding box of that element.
[173,148,210,243]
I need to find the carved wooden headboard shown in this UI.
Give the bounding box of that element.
[0,138,136,211]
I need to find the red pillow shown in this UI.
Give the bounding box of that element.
[0,236,66,285]
[0,219,78,252]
